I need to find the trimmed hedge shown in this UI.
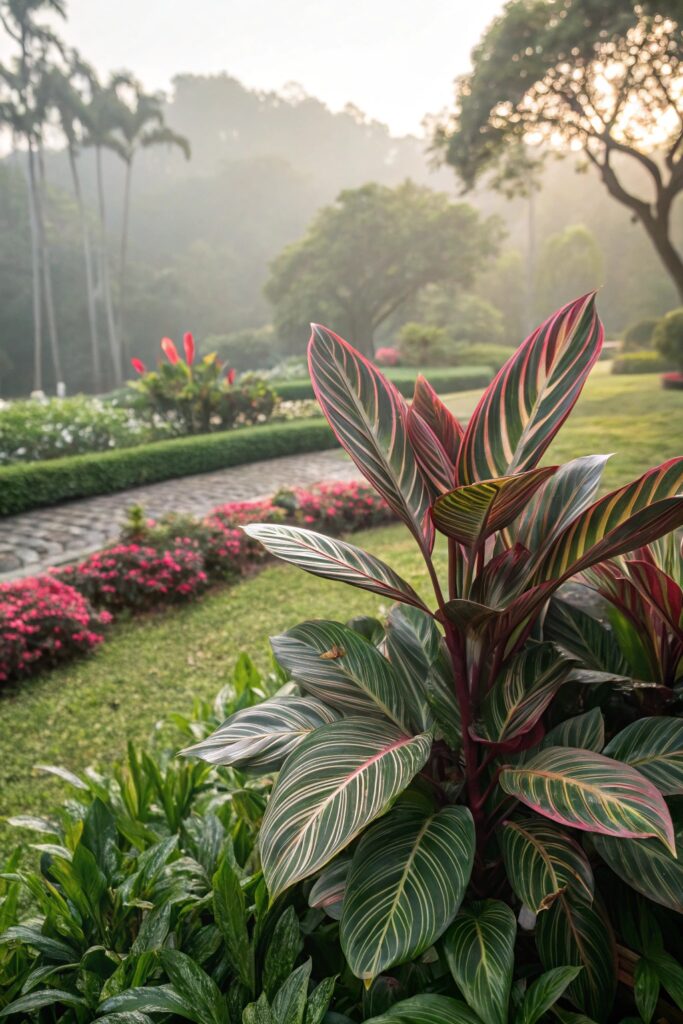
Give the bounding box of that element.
[272,364,493,402]
[0,418,336,516]
[612,350,667,375]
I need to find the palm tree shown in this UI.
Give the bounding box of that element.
[39,56,102,390]
[115,84,189,350]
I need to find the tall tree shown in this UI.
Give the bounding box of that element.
[114,82,189,351]
[436,0,683,301]
[0,0,66,390]
[265,181,499,356]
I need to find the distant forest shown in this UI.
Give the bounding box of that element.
[1,71,681,395]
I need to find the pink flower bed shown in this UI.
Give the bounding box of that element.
[1,481,392,684]
[0,576,110,683]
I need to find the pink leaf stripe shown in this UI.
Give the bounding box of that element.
[407,405,454,496]
[500,747,676,853]
[308,325,432,548]
[627,560,683,639]
[412,374,464,463]
[457,294,603,484]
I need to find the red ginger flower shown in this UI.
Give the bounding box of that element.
[161,337,180,364]
[226,367,236,385]
[131,357,146,375]
[183,331,195,365]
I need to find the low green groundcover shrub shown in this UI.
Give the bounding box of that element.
[611,349,668,374]
[0,419,336,516]
[272,364,492,401]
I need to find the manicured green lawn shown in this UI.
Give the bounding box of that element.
[1,369,680,857]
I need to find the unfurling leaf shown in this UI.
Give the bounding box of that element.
[499,748,676,851]
[340,805,474,979]
[260,718,431,899]
[412,373,464,463]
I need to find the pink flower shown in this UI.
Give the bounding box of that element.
[131,357,146,375]
[183,331,195,365]
[226,367,236,386]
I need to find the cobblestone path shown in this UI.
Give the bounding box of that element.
[0,450,360,580]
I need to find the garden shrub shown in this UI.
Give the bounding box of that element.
[0,418,336,515]
[453,342,515,370]
[0,575,110,684]
[653,306,683,372]
[397,322,453,365]
[0,395,170,465]
[205,325,279,371]
[623,315,659,350]
[612,349,668,374]
[374,346,400,366]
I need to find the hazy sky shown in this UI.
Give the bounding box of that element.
[57,0,504,136]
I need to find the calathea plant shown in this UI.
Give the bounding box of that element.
[186,295,683,1024]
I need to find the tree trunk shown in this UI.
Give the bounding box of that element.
[95,146,122,385]
[36,144,64,387]
[118,158,133,360]
[68,145,101,391]
[640,214,683,304]
[25,143,44,392]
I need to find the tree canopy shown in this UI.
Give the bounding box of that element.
[265,181,499,355]
[437,0,683,299]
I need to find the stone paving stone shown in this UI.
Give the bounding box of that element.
[0,450,360,581]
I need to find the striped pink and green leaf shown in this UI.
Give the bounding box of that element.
[499,817,594,913]
[308,324,432,547]
[412,374,464,463]
[308,855,351,921]
[603,717,683,795]
[260,718,432,899]
[243,524,427,611]
[407,404,454,496]
[457,294,603,484]
[340,805,474,980]
[432,467,557,549]
[499,747,676,851]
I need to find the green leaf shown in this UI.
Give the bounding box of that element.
[308,324,432,546]
[475,643,573,745]
[271,621,414,730]
[543,597,631,677]
[385,604,460,745]
[212,856,254,994]
[634,958,659,1024]
[243,524,427,609]
[95,1013,154,1024]
[443,899,516,1024]
[457,294,603,483]
[536,710,605,754]
[159,949,229,1024]
[0,989,88,1018]
[513,455,610,554]
[432,467,556,548]
[260,718,431,899]
[499,747,676,852]
[499,817,594,913]
[181,696,338,774]
[304,976,336,1024]
[364,993,483,1024]
[272,960,311,1024]
[535,895,616,1021]
[340,805,474,980]
[603,718,683,795]
[591,813,683,914]
[99,987,197,1020]
[650,952,683,1011]
[263,907,303,1002]
[534,458,683,583]
[243,993,276,1024]
[308,857,350,920]
[517,966,582,1024]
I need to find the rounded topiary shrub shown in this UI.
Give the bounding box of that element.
[653,307,683,373]
[622,316,659,350]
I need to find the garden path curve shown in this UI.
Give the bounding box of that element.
[0,450,361,581]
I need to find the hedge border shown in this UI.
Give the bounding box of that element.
[0,419,337,516]
[272,365,493,402]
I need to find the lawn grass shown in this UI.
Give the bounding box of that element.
[1,369,681,857]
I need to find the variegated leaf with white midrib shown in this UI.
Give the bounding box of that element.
[340,805,474,980]
[180,695,338,773]
[271,621,415,730]
[474,643,574,745]
[364,994,483,1024]
[603,717,683,795]
[592,803,683,913]
[243,524,427,610]
[543,597,631,678]
[308,325,432,547]
[308,856,351,920]
[385,605,461,746]
[457,294,603,484]
[443,900,516,1024]
[260,718,432,899]
[535,894,617,1021]
[499,747,676,851]
[499,817,594,913]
